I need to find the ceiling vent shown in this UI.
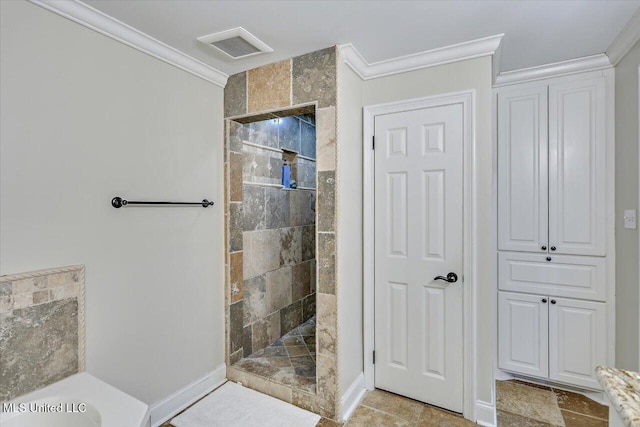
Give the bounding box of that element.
[197,27,272,59]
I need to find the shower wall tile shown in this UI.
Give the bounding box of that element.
[317,293,336,356]
[243,274,267,325]
[224,71,247,118]
[230,152,243,202]
[230,300,244,354]
[252,311,282,352]
[310,259,316,292]
[316,352,337,404]
[290,190,315,227]
[229,120,244,153]
[251,318,270,352]
[266,311,282,344]
[266,267,292,313]
[242,325,253,358]
[279,227,302,267]
[316,107,336,171]
[292,261,312,301]
[292,47,336,108]
[230,348,243,366]
[229,203,243,252]
[317,232,336,295]
[266,187,290,229]
[302,293,316,323]
[248,59,292,113]
[297,158,316,189]
[269,157,284,183]
[249,119,279,149]
[243,229,280,279]
[243,185,266,231]
[279,116,301,152]
[317,171,335,232]
[301,225,316,261]
[243,145,281,185]
[280,300,303,336]
[300,120,316,159]
[230,252,243,304]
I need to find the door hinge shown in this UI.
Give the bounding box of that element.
[372,135,375,150]
[373,350,376,364]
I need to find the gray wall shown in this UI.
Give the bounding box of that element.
[615,40,640,371]
[0,1,224,405]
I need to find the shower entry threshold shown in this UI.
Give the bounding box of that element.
[232,316,316,394]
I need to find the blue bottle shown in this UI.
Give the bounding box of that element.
[282,162,291,188]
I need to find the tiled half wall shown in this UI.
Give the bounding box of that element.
[0,265,85,401]
[224,46,338,419]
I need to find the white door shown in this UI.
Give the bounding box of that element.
[549,298,606,389]
[548,78,606,256]
[498,291,549,379]
[498,86,549,253]
[374,103,463,412]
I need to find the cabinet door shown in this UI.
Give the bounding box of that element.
[548,78,606,256]
[549,298,606,389]
[498,291,548,378]
[498,86,549,253]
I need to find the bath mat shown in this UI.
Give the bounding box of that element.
[171,381,321,427]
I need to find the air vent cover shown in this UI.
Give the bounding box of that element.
[197,27,272,59]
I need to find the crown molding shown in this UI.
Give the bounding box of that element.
[606,7,640,66]
[494,54,612,87]
[340,34,503,80]
[29,0,228,87]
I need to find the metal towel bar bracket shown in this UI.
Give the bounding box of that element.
[111,196,214,209]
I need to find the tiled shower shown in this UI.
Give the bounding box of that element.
[237,115,317,358]
[224,46,338,419]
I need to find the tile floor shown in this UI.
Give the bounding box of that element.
[232,316,317,393]
[495,380,608,427]
[162,362,609,426]
[319,379,609,427]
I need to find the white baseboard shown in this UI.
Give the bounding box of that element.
[340,373,366,423]
[150,363,227,427]
[475,400,496,427]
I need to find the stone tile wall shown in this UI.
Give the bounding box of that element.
[241,184,316,356]
[0,265,85,401]
[224,46,338,419]
[231,112,317,358]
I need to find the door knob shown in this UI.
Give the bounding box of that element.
[541,246,547,251]
[434,272,458,283]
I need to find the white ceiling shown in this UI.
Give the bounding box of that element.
[84,0,640,76]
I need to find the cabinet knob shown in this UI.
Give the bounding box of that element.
[542,298,547,303]
[541,246,547,251]
[550,300,557,304]
[550,246,556,251]
[546,257,552,262]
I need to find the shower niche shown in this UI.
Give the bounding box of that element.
[226,106,317,394]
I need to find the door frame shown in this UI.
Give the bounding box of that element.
[363,90,479,421]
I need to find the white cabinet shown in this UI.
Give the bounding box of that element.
[498,252,606,301]
[498,292,548,379]
[498,77,607,256]
[549,298,607,389]
[498,291,606,390]
[498,86,548,253]
[497,70,612,392]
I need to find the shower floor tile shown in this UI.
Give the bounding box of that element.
[233,316,316,393]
